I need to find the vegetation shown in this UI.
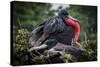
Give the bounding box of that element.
[12,1,97,65]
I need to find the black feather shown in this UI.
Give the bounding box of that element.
[43,17,66,34]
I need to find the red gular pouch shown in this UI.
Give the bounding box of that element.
[64,16,80,47]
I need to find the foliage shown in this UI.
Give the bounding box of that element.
[12,1,97,65]
[13,29,30,65]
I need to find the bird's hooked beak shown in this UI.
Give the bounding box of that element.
[68,15,80,23]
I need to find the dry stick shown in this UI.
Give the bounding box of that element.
[76,32,89,50]
[28,44,47,52]
[84,32,88,46]
[76,42,85,50]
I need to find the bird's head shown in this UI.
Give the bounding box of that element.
[58,9,69,17]
[58,9,80,23]
[56,7,80,23]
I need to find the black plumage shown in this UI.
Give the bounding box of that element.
[28,16,74,48]
[42,17,74,45]
[43,17,66,34]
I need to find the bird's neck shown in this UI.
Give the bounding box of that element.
[64,18,80,46]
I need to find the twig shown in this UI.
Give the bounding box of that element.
[76,42,85,50]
